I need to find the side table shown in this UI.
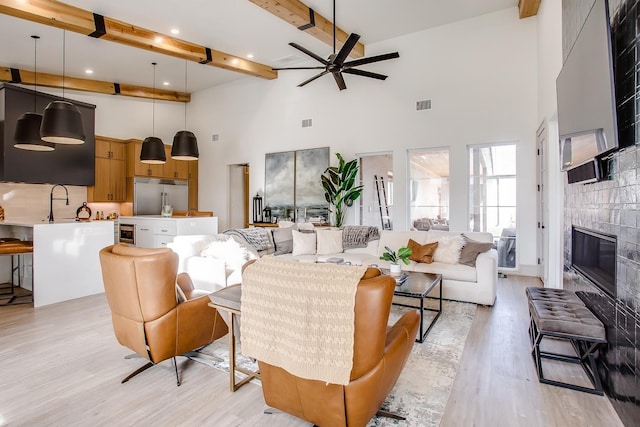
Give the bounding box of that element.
[208,284,260,391]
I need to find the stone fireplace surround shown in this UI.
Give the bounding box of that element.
[563,0,640,424]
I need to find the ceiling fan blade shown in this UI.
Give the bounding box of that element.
[342,68,388,80]
[333,33,361,66]
[298,70,330,87]
[272,66,326,71]
[333,72,347,91]
[289,43,329,65]
[344,52,400,68]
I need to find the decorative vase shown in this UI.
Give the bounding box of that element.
[389,263,401,275]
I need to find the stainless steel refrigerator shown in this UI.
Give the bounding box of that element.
[134,177,189,215]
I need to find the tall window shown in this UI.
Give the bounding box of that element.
[469,143,517,268]
[358,153,393,229]
[409,149,450,231]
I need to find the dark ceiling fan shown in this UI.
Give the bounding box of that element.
[272,0,399,90]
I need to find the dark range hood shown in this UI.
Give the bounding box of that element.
[0,84,96,186]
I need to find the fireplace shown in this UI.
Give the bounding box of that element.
[571,226,617,298]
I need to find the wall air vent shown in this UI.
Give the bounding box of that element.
[211,134,220,142]
[416,100,432,111]
[302,119,312,128]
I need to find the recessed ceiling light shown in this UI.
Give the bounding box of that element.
[170,28,179,35]
[163,81,170,86]
[155,36,163,43]
[247,53,254,59]
[85,69,93,74]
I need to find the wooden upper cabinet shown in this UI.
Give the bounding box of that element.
[163,145,189,180]
[88,136,126,202]
[188,161,198,211]
[127,139,164,178]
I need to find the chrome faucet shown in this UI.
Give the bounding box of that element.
[49,184,69,223]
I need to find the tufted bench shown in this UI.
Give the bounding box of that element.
[526,287,606,395]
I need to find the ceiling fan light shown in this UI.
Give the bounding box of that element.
[171,130,199,160]
[140,136,166,164]
[40,100,85,144]
[14,112,55,151]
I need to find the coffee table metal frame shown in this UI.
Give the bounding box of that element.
[207,298,260,392]
[391,272,443,343]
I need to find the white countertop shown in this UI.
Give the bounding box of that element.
[119,215,209,220]
[0,219,115,227]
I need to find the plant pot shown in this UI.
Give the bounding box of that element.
[389,263,402,275]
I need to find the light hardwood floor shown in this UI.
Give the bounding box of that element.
[0,276,624,426]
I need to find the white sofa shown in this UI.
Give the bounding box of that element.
[278,229,497,306]
[168,228,498,306]
[167,234,259,292]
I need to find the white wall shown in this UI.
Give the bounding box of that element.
[189,7,540,272]
[536,0,564,284]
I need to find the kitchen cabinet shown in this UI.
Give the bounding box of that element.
[134,222,155,248]
[163,145,189,180]
[188,161,198,210]
[127,139,164,178]
[119,216,218,248]
[88,136,126,202]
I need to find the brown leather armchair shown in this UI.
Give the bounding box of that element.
[99,244,228,385]
[258,268,420,427]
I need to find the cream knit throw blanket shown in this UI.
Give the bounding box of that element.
[240,257,367,385]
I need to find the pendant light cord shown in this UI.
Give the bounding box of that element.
[32,35,39,111]
[184,60,187,128]
[152,62,157,136]
[62,30,66,99]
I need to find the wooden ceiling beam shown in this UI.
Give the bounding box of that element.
[518,0,542,19]
[0,66,190,102]
[249,0,365,58]
[0,0,277,80]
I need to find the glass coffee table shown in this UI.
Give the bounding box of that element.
[389,271,443,343]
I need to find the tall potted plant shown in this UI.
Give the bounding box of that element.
[321,153,363,227]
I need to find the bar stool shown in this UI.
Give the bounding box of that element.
[0,239,34,305]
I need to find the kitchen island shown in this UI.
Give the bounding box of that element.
[0,219,115,307]
[118,215,218,248]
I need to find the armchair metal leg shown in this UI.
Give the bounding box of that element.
[263,407,283,415]
[121,362,154,384]
[376,409,406,420]
[173,357,181,387]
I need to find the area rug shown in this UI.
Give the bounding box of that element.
[200,299,476,427]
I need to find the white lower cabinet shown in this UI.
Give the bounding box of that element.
[120,216,218,248]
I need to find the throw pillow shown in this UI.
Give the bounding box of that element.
[272,225,297,255]
[433,235,465,264]
[407,239,438,264]
[316,229,344,255]
[200,236,253,270]
[292,229,317,256]
[459,236,494,266]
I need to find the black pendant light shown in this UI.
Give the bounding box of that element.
[140,62,166,164]
[171,61,199,160]
[40,30,85,144]
[14,35,55,151]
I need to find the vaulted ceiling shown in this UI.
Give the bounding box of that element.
[0,0,539,101]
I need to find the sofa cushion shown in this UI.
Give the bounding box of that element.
[413,261,477,282]
[459,237,494,267]
[378,230,428,257]
[433,235,464,264]
[343,239,378,256]
[292,229,317,256]
[316,229,343,255]
[407,239,438,264]
[272,225,297,255]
